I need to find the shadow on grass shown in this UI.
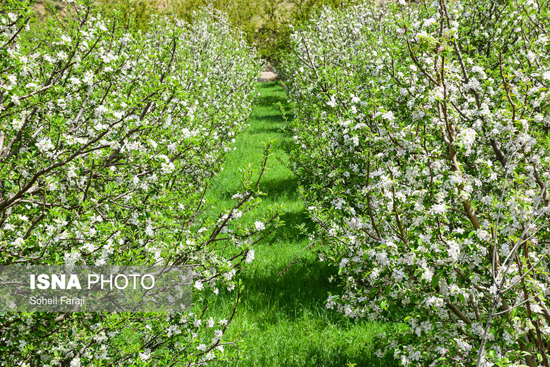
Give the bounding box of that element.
[249,111,287,119]
[274,210,315,243]
[249,108,293,118]
[240,256,338,318]
[260,175,298,196]
[213,169,298,201]
[254,93,288,109]
[209,254,400,367]
[250,125,289,135]
[247,112,294,133]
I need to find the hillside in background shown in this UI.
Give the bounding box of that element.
[32,0,69,18]
[31,0,359,64]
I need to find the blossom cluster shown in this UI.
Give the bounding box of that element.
[283,0,550,365]
[0,1,278,365]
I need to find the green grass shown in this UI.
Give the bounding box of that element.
[203,82,399,367]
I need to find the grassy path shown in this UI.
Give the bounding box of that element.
[206,82,396,366]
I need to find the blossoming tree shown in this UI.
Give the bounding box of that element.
[283,0,550,365]
[0,0,278,365]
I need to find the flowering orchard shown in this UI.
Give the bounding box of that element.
[0,0,280,365]
[283,0,550,365]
